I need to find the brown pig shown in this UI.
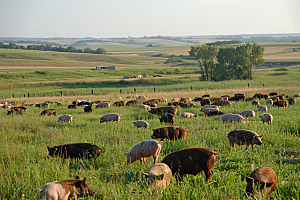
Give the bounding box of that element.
[124,140,163,166]
[151,126,189,140]
[246,167,277,199]
[161,148,219,182]
[148,106,177,116]
[159,113,175,125]
[33,176,95,200]
[226,129,263,150]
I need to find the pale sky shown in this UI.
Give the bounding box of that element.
[1,0,299,38]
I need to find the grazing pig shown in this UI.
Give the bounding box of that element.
[193,97,203,102]
[180,112,197,118]
[161,148,219,182]
[47,143,105,159]
[221,114,245,123]
[226,129,263,150]
[293,93,300,98]
[40,109,57,116]
[207,110,225,117]
[142,163,172,189]
[160,113,175,125]
[148,106,177,116]
[178,103,195,108]
[270,96,280,102]
[257,105,267,112]
[171,98,179,102]
[239,110,255,118]
[200,99,210,106]
[266,98,273,106]
[68,104,77,109]
[138,95,148,99]
[180,97,192,103]
[34,176,95,200]
[126,100,140,106]
[252,99,259,105]
[259,113,273,125]
[151,126,189,140]
[246,167,277,199]
[269,92,279,96]
[139,104,151,110]
[113,100,127,107]
[144,99,159,105]
[124,140,163,166]
[288,97,296,105]
[201,105,219,110]
[84,105,92,113]
[7,108,24,115]
[157,98,167,103]
[201,107,219,117]
[202,94,211,98]
[133,120,149,129]
[99,113,121,123]
[57,115,73,123]
[213,100,232,106]
[272,100,288,108]
[96,102,110,109]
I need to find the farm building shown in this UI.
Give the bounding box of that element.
[96,66,115,70]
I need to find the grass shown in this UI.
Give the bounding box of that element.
[1,45,300,199]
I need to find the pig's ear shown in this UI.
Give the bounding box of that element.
[264,182,274,187]
[141,172,149,178]
[245,176,254,183]
[81,177,86,185]
[157,174,164,180]
[152,129,155,131]
[124,152,129,156]
[258,135,263,138]
[75,175,80,179]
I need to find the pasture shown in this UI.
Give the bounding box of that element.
[1,87,300,199]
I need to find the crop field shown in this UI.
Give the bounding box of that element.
[0,44,300,199]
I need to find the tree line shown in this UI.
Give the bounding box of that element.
[189,42,264,81]
[0,42,107,54]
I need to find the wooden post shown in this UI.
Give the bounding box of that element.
[120,89,122,94]
[28,93,30,97]
[191,86,192,90]
[12,94,14,98]
[60,91,63,96]
[24,94,26,98]
[92,90,94,95]
[134,88,136,93]
[154,88,156,92]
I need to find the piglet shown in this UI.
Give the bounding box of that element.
[124,140,163,166]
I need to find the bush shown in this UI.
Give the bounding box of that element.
[164,57,183,64]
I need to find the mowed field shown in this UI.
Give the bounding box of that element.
[0,44,300,199]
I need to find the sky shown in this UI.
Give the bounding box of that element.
[1,0,299,38]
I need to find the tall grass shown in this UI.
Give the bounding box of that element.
[1,88,300,199]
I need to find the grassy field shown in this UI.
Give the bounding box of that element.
[0,45,300,199]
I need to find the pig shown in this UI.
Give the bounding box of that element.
[252,99,259,105]
[269,92,279,96]
[178,103,195,108]
[151,126,189,140]
[34,176,94,200]
[139,104,151,110]
[124,140,163,166]
[180,112,197,118]
[288,97,296,105]
[138,95,148,99]
[161,148,219,182]
[221,114,245,123]
[84,105,92,113]
[96,102,110,109]
[113,100,127,107]
[133,120,149,129]
[68,104,77,109]
[47,143,105,159]
[126,100,140,106]
[157,98,167,103]
[99,113,121,123]
[257,105,267,112]
[7,108,24,115]
[207,110,225,117]
[266,98,273,106]
[180,97,192,103]
[246,167,277,199]
[239,110,255,118]
[272,100,288,108]
[201,107,219,117]
[160,113,175,125]
[148,106,177,116]
[226,129,263,150]
[259,113,273,125]
[171,98,179,102]
[202,94,211,98]
[201,105,219,110]
[40,109,57,116]
[142,163,172,189]
[212,100,232,106]
[57,115,73,123]
[200,99,210,106]
[193,97,203,102]
[293,93,300,98]
[144,99,159,105]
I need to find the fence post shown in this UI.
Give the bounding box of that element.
[60,91,63,97]
[191,86,192,90]
[154,88,156,92]
[134,88,136,93]
[28,93,30,97]
[120,89,122,94]
[12,94,14,98]
[92,90,94,95]
[24,94,26,98]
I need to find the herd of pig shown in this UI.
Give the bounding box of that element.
[5,92,300,199]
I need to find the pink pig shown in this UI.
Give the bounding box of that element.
[124,140,163,166]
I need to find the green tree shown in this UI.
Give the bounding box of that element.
[94,48,107,54]
[250,42,265,78]
[189,44,218,81]
[146,44,154,47]
[67,46,76,52]
[215,46,236,80]
[84,47,93,53]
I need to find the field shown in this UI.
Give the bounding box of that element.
[0,44,300,199]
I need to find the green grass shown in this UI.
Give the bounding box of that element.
[1,91,300,199]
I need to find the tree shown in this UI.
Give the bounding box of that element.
[84,47,93,53]
[250,42,265,78]
[67,46,76,52]
[146,44,154,47]
[94,48,107,54]
[215,46,236,80]
[189,44,218,81]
